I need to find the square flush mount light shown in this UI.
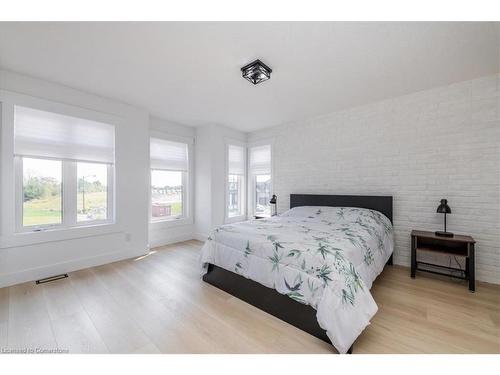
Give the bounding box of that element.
[241,59,272,85]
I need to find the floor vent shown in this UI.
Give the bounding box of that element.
[35,274,69,285]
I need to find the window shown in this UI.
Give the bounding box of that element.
[249,144,272,217]
[227,144,246,220]
[254,174,271,216]
[22,158,62,227]
[14,105,115,231]
[77,162,108,222]
[150,137,188,222]
[228,174,244,217]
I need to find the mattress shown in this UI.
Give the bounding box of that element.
[199,206,394,353]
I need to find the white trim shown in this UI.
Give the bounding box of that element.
[150,129,194,145]
[1,101,16,237]
[107,163,115,223]
[13,156,24,232]
[64,160,77,227]
[150,216,193,228]
[0,89,122,128]
[0,243,144,289]
[194,233,209,242]
[148,232,194,249]
[247,137,276,148]
[0,222,123,249]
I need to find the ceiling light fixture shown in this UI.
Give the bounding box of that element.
[241,59,272,85]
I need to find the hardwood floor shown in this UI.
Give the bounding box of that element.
[0,240,498,354]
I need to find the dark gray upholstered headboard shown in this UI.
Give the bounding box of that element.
[290,194,393,223]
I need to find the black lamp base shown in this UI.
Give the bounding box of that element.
[435,231,454,238]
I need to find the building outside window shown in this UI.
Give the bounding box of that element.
[249,144,272,217]
[254,174,271,216]
[150,137,189,222]
[226,143,246,220]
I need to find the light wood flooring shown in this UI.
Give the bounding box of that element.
[0,240,498,354]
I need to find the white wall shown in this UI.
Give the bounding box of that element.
[0,70,151,288]
[148,116,196,247]
[194,124,247,239]
[1,69,498,287]
[0,70,246,287]
[249,75,500,284]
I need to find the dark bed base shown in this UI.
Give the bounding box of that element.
[203,194,393,354]
[202,263,352,353]
[204,256,393,354]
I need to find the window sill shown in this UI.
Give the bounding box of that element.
[150,217,193,229]
[0,222,122,249]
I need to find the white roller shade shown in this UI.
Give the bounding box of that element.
[249,144,271,174]
[14,106,115,164]
[228,144,245,175]
[150,137,188,171]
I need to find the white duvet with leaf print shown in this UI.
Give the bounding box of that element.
[200,206,394,354]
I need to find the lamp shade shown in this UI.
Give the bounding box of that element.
[436,199,451,214]
[269,194,277,204]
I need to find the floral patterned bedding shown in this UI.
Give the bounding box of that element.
[199,206,394,353]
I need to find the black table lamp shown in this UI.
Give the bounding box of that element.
[269,194,277,216]
[435,199,453,237]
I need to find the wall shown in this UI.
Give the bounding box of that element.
[0,70,150,288]
[1,69,498,286]
[194,124,247,239]
[194,125,214,240]
[148,116,196,247]
[249,75,500,284]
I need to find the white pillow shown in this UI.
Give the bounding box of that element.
[280,206,340,218]
[280,206,391,226]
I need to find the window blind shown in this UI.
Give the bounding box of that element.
[14,106,115,164]
[249,144,271,174]
[228,144,245,175]
[150,137,188,171]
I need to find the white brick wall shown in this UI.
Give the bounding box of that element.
[249,75,500,284]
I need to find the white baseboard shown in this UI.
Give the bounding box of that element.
[148,233,196,248]
[0,247,146,289]
[193,233,208,242]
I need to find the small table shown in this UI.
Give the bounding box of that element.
[411,230,476,292]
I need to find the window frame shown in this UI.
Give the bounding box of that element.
[252,173,272,218]
[1,91,118,245]
[76,161,115,226]
[15,155,115,234]
[247,140,274,218]
[148,132,193,228]
[15,156,64,232]
[225,140,247,223]
[150,168,187,223]
[227,173,245,219]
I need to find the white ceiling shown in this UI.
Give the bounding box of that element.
[0,22,498,132]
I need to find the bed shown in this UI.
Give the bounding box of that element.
[200,194,394,354]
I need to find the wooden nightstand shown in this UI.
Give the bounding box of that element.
[411,230,476,292]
